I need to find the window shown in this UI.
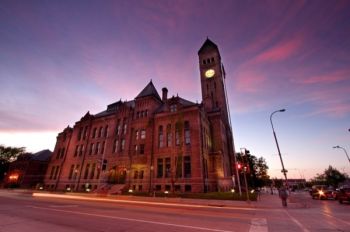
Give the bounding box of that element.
[170,104,177,112]
[74,145,79,157]
[155,185,161,191]
[158,126,164,148]
[83,126,88,140]
[167,124,172,147]
[69,165,74,179]
[99,127,103,138]
[54,166,60,180]
[139,185,142,191]
[211,57,214,62]
[73,165,79,180]
[134,145,138,153]
[203,59,206,64]
[104,125,109,137]
[185,185,192,192]
[117,124,121,135]
[139,144,145,154]
[96,142,100,154]
[90,143,94,155]
[141,129,146,139]
[135,130,139,140]
[123,123,127,135]
[157,158,163,178]
[165,157,171,178]
[145,110,148,117]
[92,128,97,138]
[90,163,96,179]
[113,139,118,153]
[184,121,191,145]
[134,170,138,179]
[84,164,90,179]
[80,145,84,156]
[175,123,180,146]
[139,170,144,179]
[121,139,125,151]
[184,156,191,178]
[78,127,83,141]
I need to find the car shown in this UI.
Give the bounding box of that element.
[336,187,350,204]
[310,185,332,200]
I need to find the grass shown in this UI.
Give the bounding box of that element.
[123,191,257,201]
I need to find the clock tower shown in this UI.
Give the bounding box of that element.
[198,38,235,181]
[198,38,230,125]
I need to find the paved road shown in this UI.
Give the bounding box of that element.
[0,190,349,232]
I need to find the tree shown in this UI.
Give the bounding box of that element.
[0,145,25,181]
[311,165,347,188]
[236,150,270,189]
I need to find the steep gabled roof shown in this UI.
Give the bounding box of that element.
[198,38,219,54]
[136,80,161,101]
[32,149,52,161]
[155,96,198,113]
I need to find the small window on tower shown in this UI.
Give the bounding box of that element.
[207,58,210,64]
[211,57,214,62]
[203,59,206,64]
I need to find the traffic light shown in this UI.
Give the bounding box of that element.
[237,163,242,170]
[102,159,107,171]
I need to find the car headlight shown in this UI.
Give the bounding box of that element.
[318,190,324,195]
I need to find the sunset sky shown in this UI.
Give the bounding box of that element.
[1,0,349,180]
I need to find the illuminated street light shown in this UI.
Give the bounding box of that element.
[270,109,288,188]
[333,145,350,165]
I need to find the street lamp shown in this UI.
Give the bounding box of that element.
[333,146,350,165]
[270,109,288,188]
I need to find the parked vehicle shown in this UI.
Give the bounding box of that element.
[336,187,350,204]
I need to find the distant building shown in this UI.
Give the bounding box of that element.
[6,149,52,188]
[44,39,236,193]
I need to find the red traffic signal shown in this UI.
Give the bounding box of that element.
[237,163,242,169]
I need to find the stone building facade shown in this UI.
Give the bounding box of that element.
[44,39,236,193]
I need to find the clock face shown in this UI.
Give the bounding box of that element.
[205,69,215,78]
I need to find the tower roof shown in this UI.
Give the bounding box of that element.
[198,38,219,54]
[136,80,161,101]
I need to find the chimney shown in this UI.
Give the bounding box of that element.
[162,87,168,102]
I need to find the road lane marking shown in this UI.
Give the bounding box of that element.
[284,210,310,232]
[33,193,281,212]
[249,218,267,232]
[27,205,234,232]
[321,212,350,227]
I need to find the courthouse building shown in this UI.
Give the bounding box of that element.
[44,39,236,193]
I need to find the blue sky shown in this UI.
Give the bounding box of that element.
[1,0,349,179]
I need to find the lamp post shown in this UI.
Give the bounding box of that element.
[270,109,288,188]
[333,146,350,165]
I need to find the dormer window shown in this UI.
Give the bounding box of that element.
[170,104,177,112]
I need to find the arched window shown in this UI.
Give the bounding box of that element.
[158,125,164,148]
[184,121,190,145]
[166,124,172,147]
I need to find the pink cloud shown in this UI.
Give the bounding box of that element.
[293,69,350,85]
[252,36,304,64]
[234,70,268,93]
